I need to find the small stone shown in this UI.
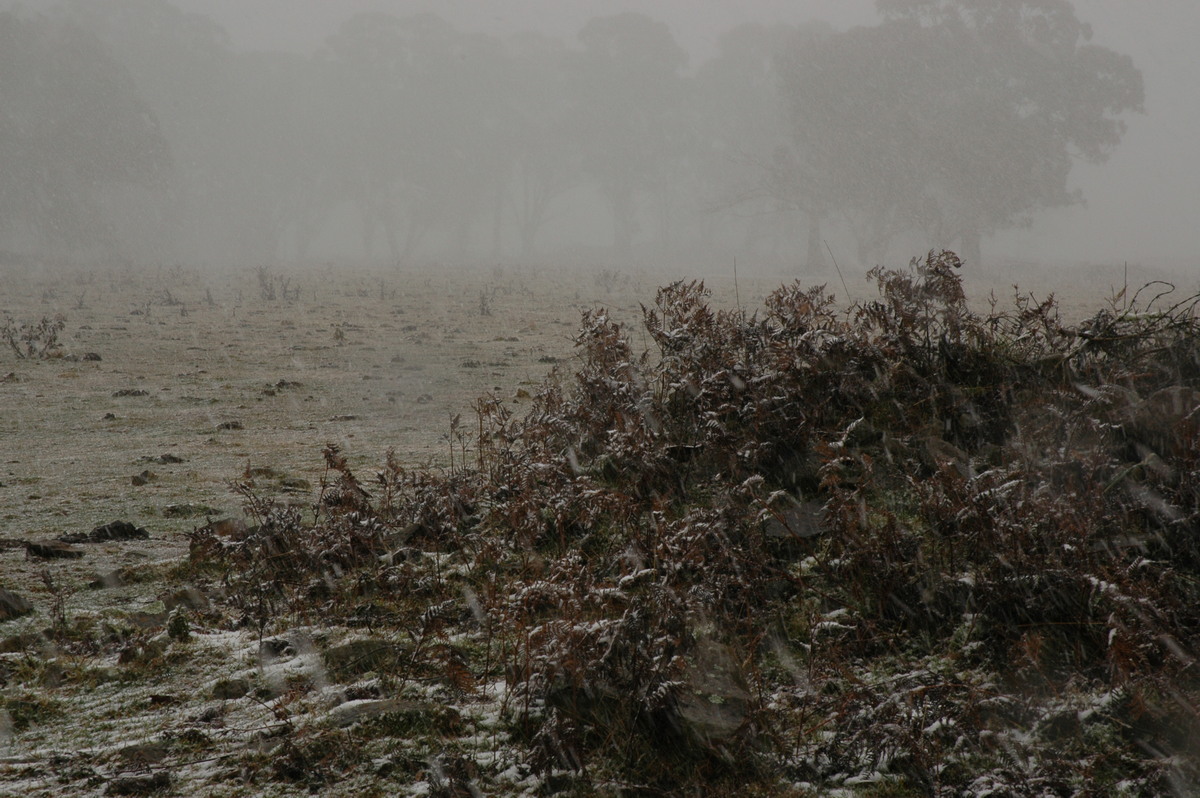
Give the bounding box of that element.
[26,540,84,559]
[323,639,406,680]
[0,589,34,620]
[328,698,425,728]
[105,771,170,795]
[90,520,150,541]
[211,677,250,700]
[162,587,209,612]
[167,608,190,642]
[118,741,169,766]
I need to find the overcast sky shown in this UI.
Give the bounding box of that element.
[145,1,1200,266]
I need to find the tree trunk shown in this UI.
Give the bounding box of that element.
[804,213,825,272]
[959,228,981,267]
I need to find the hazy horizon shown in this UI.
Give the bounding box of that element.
[4,0,1197,271]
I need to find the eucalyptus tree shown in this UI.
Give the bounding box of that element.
[569,13,688,263]
[0,9,169,259]
[780,0,1143,266]
[692,22,832,268]
[503,32,584,260]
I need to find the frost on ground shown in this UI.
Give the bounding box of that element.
[3,253,1200,795]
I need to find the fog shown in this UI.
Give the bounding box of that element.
[2,0,1197,276]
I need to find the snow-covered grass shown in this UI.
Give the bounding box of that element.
[3,252,1199,795]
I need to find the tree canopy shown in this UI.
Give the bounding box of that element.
[780,0,1144,265]
[0,9,169,257]
[1,0,1145,268]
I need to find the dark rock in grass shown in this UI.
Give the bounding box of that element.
[0,588,33,620]
[62,521,150,545]
[117,741,170,767]
[0,631,43,651]
[162,587,210,612]
[162,503,216,518]
[211,677,250,700]
[25,540,84,559]
[328,698,429,728]
[322,638,407,681]
[674,637,753,757]
[105,771,170,795]
[762,498,827,541]
[91,520,150,541]
[259,638,296,661]
[118,637,167,665]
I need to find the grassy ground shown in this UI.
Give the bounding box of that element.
[1,255,1198,796]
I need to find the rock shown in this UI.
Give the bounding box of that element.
[90,520,150,542]
[322,638,407,681]
[327,698,428,728]
[1126,386,1200,457]
[117,741,169,767]
[118,637,167,665]
[211,677,250,700]
[130,601,169,629]
[162,587,209,612]
[166,608,190,641]
[0,589,33,620]
[918,434,972,478]
[105,771,170,795]
[763,498,826,541]
[674,637,753,757]
[25,540,84,559]
[259,638,296,661]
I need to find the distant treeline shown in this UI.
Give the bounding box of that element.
[0,1,1141,268]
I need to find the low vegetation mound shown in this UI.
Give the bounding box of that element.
[193,251,1200,795]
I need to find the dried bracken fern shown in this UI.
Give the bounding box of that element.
[199,251,1200,794]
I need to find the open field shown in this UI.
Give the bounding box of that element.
[0,258,1195,796]
[2,259,1155,555]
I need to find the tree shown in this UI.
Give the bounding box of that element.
[569,13,687,263]
[0,9,169,258]
[503,33,585,259]
[780,0,1143,266]
[692,22,831,268]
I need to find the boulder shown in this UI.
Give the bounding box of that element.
[0,589,33,620]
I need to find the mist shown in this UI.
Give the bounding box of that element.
[2,0,1195,277]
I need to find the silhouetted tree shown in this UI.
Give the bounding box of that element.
[569,13,687,263]
[693,22,832,269]
[780,0,1143,266]
[0,9,169,258]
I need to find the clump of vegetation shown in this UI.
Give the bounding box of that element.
[1,314,66,359]
[194,251,1200,794]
